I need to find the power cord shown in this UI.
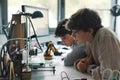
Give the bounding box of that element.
[61,71,70,80]
[27,16,43,52]
[60,71,88,80]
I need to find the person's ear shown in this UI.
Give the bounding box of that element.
[88,28,94,34]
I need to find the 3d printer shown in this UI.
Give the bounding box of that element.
[0,9,43,80]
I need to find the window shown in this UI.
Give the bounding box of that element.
[22,5,49,37]
[65,0,112,29]
[8,0,57,31]
[116,0,120,40]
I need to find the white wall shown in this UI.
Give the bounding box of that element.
[33,35,60,44]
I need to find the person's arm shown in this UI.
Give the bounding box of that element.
[75,52,93,73]
[91,29,120,80]
[64,44,86,66]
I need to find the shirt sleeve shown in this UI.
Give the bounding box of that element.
[91,29,120,80]
[64,44,87,66]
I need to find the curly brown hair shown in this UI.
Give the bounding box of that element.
[67,8,103,36]
[55,19,72,37]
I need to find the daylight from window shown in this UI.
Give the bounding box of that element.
[8,0,57,28]
[65,0,112,29]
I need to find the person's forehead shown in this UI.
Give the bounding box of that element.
[60,34,71,38]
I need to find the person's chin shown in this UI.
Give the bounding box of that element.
[77,41,84,44]
[76,41,81,44]
[68,45,72,47]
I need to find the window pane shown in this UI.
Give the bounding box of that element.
[116,0,120,40]
[65,0,112,28]
[8,0,57,28]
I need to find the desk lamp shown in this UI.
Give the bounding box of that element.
[31,11,43,18]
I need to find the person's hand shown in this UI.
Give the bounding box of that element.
[76,54,93,72]
[61,57,64,61]
[76,58,89,72]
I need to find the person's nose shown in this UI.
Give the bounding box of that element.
[61,40,65,45]
[72,33,76,40]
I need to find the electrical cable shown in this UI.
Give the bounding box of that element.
[27,16,43,52]
[61,71,70,80]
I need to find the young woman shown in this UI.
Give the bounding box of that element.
[66,8,120,80]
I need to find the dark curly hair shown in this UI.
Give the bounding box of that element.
[67,8,103,36]
[55,19,72,37]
